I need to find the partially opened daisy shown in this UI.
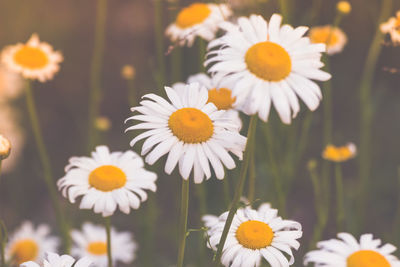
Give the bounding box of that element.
[57,145,157,217]
[172,73,242,129]
[21,252,93,267]
[71,222,136,266]
[205,203,302,266]
[206,14,331,124]
[1,34,63,82]
[304,233,400,267]
[5,221,59,265]
[380,11,400,45]
[125,83,246,183]
[166,3,232,47]
[309,26,347,55]
[322,143,356,162]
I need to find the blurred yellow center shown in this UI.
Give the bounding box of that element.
[245,41,292,82]
[11,239,39,264]
[168,108,214,143]
[347,250,390,267]
[87,241,107,255]
[176,3,211,28]
[310,27,339,46]
[323,145,354,162]
[13,46,48,69]
[236,220,274,249]
[89,165,127,192]
[207,88,236,110]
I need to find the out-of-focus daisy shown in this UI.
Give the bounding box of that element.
[0,134,11,159]
[21,252,93,267]
[206,14,331,124]
[57,145,157,217]
[0,64,23,102]
[71,222,136,266]
[304,233,400,266]
[205,203,302,266]
[1,33,63,82]
[125,83,246,183]
[309,26,347,55]
[337,1,352,15]
[172,73,242,129]
[166,3,232,47]
[381,11,400,44]
[5,221,59,265]
[322,143,356,162]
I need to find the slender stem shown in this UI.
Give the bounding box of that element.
[88,0,108,151]
[195,183,207,266]
[0,219,6,267]
[335,163,344,231]
[198,39,207,72]
[214,116,258,265]
[394,167,400,244]
[247,152,256,203]
[322,56,332,146]
[127,78,136,107]
[358,0,392,228]
[177,179,189,267]
[105,217,113,267]
[169,0,182,84]
[279,0,290,23]
[154,0,166,90]
[25,80,70,252]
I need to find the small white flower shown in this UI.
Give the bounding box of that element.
[125,83,246,183]
[21,252,93,267]
[71,222,136,267]
[57,145,157,217]
[166,3,232,47]
[309,26,348,55]
[5,221,59,265]
[304,233,400,267]
[206,14,331,124]
[1,34,63,82]
[380,11,400,44]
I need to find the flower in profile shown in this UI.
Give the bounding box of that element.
[172,73,242,129]
[322,143,356,162]
[206,14,331,124]
[166,3,232,47]
[204,203,302,266]
[337,1,352,15]
[0,134,11,160]
[0,64,24,102]
[380,11,400,45]
[71,222,136,267]
[304,233,400,266]
[309,26,347,55]
[21,252,92,267]
[1,33,63,82]
[57,145,157,217]
[5,221,59,265]
[126,83,246,183]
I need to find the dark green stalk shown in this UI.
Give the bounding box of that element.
[334,163,344,231]
[177,179,189,267]
[105,217,113,267]
[154,0,166,90]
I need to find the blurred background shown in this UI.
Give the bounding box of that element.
[0,0,400,266]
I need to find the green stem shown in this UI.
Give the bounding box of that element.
[322,56,332,146]
[279,0,290,23]
[214,116,258,265]
[198,39,207,72]
[358,0,392,229]
[0,219,6,267]
[195,183,207,266]
[88,0,108,151]
[177,179,189,267]
[105,217,113,267]
[335,163,344,231]
[25,80,70,252]
[154,0,166,90]
[169,0,182,84]
[127,78,136,107]
[393,167,400,244]
[247,152,256,203]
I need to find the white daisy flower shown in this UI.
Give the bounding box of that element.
[1,34,63,82]
[205,203,302,267]
[57,145,157,217]
[380,11,400,44]
[304,232,400,267]
[309,26,348,55]
[166,3,232,47]
[71,222,136,267]
[21,252,93,267]
[206,14,331,124]
[5,221,59,265]
[125,83,246,183]
[172,73,242,129]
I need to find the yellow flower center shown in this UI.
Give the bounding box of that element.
[89,165,127,192]
[347,250,390,267]
[11,239,39,264]
[207,88,236,110]
[309,27,340,47]
[13,46,48,69]
[87,241,108,255]
[176,3,211,29]
[323,144,355,162]
[168,108,214,143]
[236,220,274,250]
[245,41,292,82]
